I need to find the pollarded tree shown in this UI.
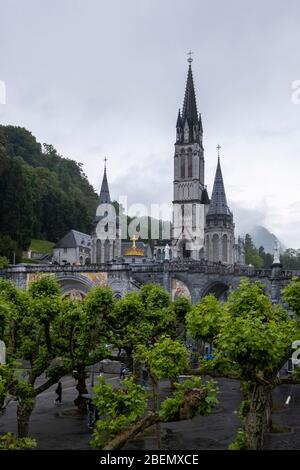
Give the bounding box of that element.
[160,376,218,422]
[58,286,115,413]
[187,278,300,450]
[282,277,300,317]
[186,294,226,345]
[109,292,148,365]
[0,276,71,437]
[139,284,177,340]
[173,295,192,340]
[136,336,189,411]
[91,376,148,449]
[110,285,177,370]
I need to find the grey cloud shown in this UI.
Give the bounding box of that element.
[1,0,300,247]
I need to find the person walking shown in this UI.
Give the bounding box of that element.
[54,381,62,405]
[87,399,95,429]
[120,364,126,380]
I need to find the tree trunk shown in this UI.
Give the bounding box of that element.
[265,392,273,432]
[150,375,159,413]
[17,399,35,438]
[243,383,272,450]
[74,364,88,414]
[103,413,160,450]
[124,348,133,371]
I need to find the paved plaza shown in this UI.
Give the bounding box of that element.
[0,376,299,450]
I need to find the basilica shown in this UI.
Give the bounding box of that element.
[53,58,245,267]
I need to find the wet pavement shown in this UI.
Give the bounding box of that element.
[0,376,299,450]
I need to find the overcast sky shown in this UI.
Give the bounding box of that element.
[1,0,300,247]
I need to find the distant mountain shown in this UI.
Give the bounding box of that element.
[249,225,286,253]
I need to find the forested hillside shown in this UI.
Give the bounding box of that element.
[0,125,98,255]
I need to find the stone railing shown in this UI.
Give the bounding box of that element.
[1,263,131,274]
[0,261,299,281]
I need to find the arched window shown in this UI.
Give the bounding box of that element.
[222,234,228,262]
[212,234,219,263]
[188,150,192,178]
[104,239,110,263]
[192,204,196,230]
[96,239,101,264]
[181,152,185,178]
[206,235,210,259]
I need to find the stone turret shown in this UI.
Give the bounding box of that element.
[204,155,234,264]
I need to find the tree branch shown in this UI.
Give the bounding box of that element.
[103,412,161,450]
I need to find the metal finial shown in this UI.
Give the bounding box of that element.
[104,157,107,169]
[217,144,221,159]
[187,50,193,64]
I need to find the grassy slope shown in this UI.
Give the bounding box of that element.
[29,239,55,254]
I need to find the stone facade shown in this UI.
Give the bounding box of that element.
[52,230,91,265]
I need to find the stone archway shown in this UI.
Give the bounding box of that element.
[171,278,192,301]
[201,280,230,301]
[55,273,96,298]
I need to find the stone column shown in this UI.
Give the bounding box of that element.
[163,262,171,293]
[271,262,283,304]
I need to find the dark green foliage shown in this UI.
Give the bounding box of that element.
[0,433,36,450]
[91,376,147,448]
[0,235,22,263]
[244,236,300,270]
[244,234,263,268]
[258,246,274,269]
[228,430,248,450]
[160,376,218,422]
[282,277,300,317]
[280,249,300,270]
[0,256,9,268]
[0,125,98,249]
[173,295,192,323]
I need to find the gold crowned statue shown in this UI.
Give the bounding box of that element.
[123,235,144,256]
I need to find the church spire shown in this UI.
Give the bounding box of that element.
[176,53,202,144]
[99,158,111,204]
[207,151,231,217]
[182,61,198,126]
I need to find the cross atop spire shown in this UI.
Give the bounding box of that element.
[187,49,193,64]
[104,156,107,169]
[217,144,221,159]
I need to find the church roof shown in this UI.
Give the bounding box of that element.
[55,230,91,249]
[207,158,231,217]
[99,165,111,204]
[182,64,198,126]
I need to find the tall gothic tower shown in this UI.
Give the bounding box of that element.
[172,57,209,259]
[204,156,235,264]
